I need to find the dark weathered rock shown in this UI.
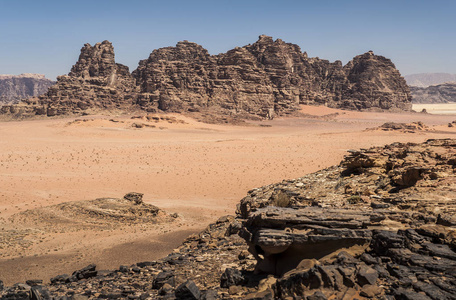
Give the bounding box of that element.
[50,274,70,285]
[356,265,378,286]
[158,283,174,296]
[123,192,144,205]
[30,286,51,300]
[220,268,246,288]
[153,271,175,289]
[72,264,97,280]
[238,139,456,299]
[240,206,376,275]
[25,280,42,287]
[175,280,201,300]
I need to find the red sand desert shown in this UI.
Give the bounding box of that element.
[1,105,456,284]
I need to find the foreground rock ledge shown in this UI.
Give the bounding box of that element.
[2,139,456,299]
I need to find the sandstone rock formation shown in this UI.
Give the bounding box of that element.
[2,139,455,299]
[366,121,431,133]
[411,83,456,103]
[33,40,137,116]
[343,51,411,110]
[0,74,54,104]
[238,138,456,299]
[1,36,412,119]
[133,37,411,116]
[0,41,138,117]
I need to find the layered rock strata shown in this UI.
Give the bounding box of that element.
[132,37,412,116]
[0,74,54,104]
[411,83,456,103]
[4,139,455,299]
[1,41,137,117]
[1,36,412,118]
[366,121,431,133]
[238,138,456,299]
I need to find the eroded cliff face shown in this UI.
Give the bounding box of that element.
[1,36,412,118]
[0,74,54,104]
[411,83,456,103]
[344,51,412,110]
[19,41,137,116]
[133,36,412,117]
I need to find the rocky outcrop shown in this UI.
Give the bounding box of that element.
[411,83,456,103]
[366,121,431,133]
[237,138,456,299]
[6,41,138,117]
[1,36,412,119]
[8,192,175,235]
[0,74,54,104]
[132,39,278,117]
[133,36,412,117]
[3,139,456,299]
[343,51,411,110]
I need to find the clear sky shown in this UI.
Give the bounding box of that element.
[0,0,454,80]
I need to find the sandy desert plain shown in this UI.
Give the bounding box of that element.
[1,104,456,285]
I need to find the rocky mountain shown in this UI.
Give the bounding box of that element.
[1,36,412,118]
[411,82,456,103]
[405,73,456,87]
[21,41,137,116]
[2,139,456,299]
[0,74,54,104]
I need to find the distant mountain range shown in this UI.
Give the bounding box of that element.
[410,83,456,104]
[405,73,456,87]
[405,73,456,103]
[0,74,55,104]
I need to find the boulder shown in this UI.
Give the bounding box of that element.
[123,192,144,205]
[220,268,246,288]
[175,280,201,300]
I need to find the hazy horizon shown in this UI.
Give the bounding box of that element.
[1,0,455,80]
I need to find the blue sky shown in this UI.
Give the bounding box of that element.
[0,0,454,79]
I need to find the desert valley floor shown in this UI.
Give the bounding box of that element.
[1,105,456,285]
